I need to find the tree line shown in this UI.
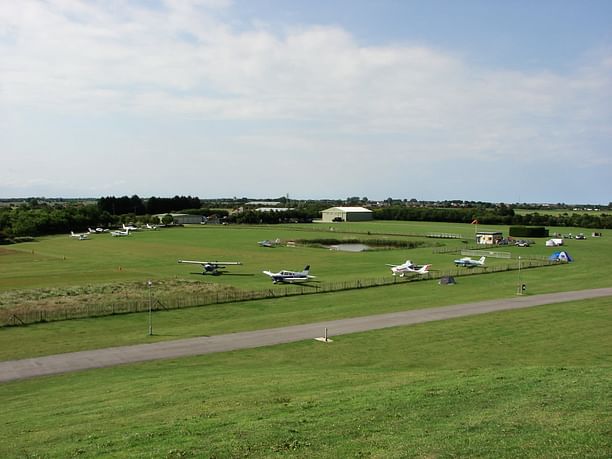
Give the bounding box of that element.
[0,195,201,240]
[98,195,201,215]
[373,206,612,228]
[1,198,610,241]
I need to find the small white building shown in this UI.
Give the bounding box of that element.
[476,231,503,245]
[320,206,373,222]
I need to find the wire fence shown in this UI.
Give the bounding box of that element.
[1,259,557,327]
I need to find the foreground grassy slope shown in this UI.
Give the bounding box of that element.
[1,298,610,458]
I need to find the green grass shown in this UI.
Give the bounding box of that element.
[1,222,609,293]
[1,221,611,457]
[0,265,609,361]
[0,298,610,458]
[1,221,611,360]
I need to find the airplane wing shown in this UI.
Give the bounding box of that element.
[179,260,241,265]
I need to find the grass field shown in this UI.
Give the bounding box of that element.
[0,221,610,359]
[1,220,609,293]
[1,220,610,457]
[0,298,610,458]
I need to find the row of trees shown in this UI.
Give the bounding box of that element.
[2,199,610,241]
[373,206,612,228]
[0,204,108,239]
[1,195,203,239]
[98,195,201,215]
[227,209,318,224]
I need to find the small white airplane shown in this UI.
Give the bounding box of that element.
[454,256,486,268]
[88,227,108,234]
[70,231,88,240]
[123,223,140,231]
[386,260,431,277]
[262,265,315,284]
[178,260,242,275]
[145,223,159,230]
[111,228,130,237]
[258,239,280,248]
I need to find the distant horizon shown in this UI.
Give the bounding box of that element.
[1,195,609,208]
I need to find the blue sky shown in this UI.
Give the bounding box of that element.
[1,0,611,203]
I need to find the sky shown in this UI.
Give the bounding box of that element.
[1,0,611,203]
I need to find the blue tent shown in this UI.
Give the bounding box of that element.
[549,251,573,262]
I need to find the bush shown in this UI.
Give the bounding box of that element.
[509,226,549,238]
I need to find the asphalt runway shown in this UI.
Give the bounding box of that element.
[1,287,611,383]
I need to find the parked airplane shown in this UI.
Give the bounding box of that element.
[123,223,140,231]
[111,228,130,237]
[262,265,315,284]
[178,260,242,275]
[70,231,88,240]
[258,239,280,248]
[88,227,108,234]
[386,260,431,277]
[145,223,159,230]
[454,256,486,268]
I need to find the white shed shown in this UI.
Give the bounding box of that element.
[320,207,373,222]
[476,231,503,245]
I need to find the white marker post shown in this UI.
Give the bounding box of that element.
[147,280,153,336]
[315,327,333,343]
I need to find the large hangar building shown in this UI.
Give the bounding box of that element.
[320,206,373,222]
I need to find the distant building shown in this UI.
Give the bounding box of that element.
[154,213,203,225]
[320,206,373,222]
[476,231,503,245]
[255,207,292,212]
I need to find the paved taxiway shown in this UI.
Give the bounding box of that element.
[1,287,611,382]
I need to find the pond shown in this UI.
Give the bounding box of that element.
[328,243,371,252]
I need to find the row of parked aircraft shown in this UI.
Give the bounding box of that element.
[384,255,486,275]
[176,256,486,284]
[71,227,487,281]
[177,260,315,283]
[70,224,160,239]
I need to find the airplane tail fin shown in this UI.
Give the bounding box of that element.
[418,264,432,274]
[302,265,310,275]
[479,256,486,264]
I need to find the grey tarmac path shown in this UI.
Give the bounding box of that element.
[1,287,611,383]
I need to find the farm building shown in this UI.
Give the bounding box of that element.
[320,207,373,222]
[476,231,503,245]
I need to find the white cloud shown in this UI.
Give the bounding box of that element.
[0,1,610,200]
